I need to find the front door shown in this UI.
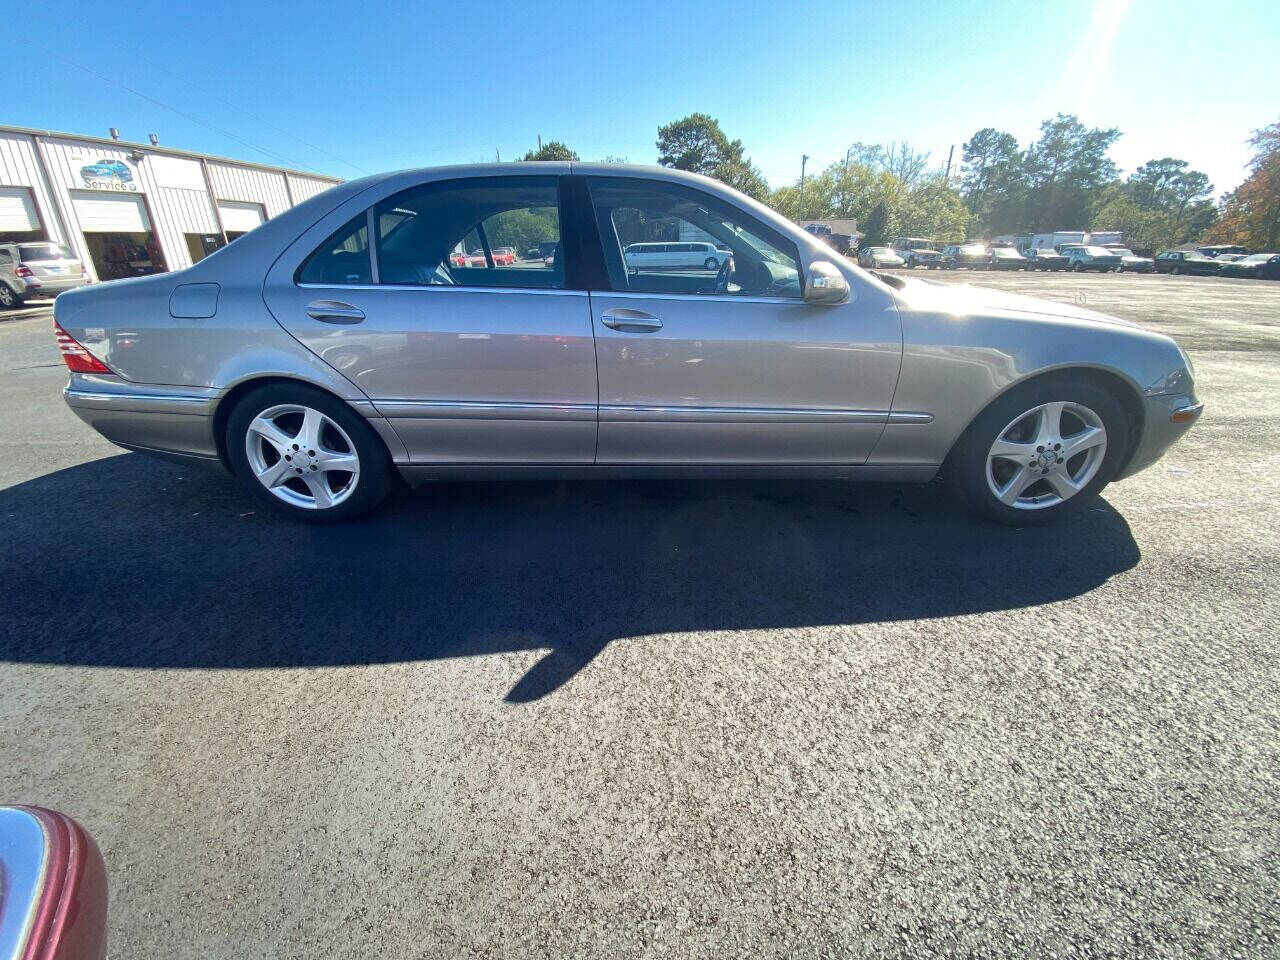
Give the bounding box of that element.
[583,175,901,465]
[264,175,598,463]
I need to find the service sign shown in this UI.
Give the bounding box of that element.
[73,152,139,192]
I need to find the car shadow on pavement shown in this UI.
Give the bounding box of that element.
[0,453,1141,702]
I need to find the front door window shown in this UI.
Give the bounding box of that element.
[587,177,802,299]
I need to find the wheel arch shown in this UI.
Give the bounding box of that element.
[944,364,1145,474]
[213,375,393,473]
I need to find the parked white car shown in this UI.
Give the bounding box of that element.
[624,241,728,271]
[0,242,89,308]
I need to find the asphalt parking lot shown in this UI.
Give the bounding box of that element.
[1,272,1277,958]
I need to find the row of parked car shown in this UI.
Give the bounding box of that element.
[858,240,1150,273]
[855,237,1280,280]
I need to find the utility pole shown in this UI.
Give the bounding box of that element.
[800,154,809,204]
[496,147,501,162]
[944,144,955,181]
[845,145,853,167]
[537,134,543,152]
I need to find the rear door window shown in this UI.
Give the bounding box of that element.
[297,215,371,285]
[376,176,564,289]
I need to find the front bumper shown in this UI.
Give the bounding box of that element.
[1116,392,1203,480]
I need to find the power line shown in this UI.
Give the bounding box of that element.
[17,39,325,174]
[132,54,372,175]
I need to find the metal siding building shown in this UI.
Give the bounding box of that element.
[0,125,340,282]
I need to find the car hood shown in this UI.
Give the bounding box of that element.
[886,275,1140,329]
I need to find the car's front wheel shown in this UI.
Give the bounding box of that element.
[704,257,718,270]
[225,383,395,522]
[947,375,1129,526]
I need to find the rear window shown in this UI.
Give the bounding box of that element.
[18,243,74,262]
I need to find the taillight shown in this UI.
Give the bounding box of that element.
[15,265,34,278]
[53,319,113,374]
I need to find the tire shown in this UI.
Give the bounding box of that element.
[0,283,23,309]
[1071,262,1084,273]
[945,373,1130,526]
[225,382,395,523]
[704,257,719,271]
[1171,266,1182,275]
[1116,265,1124,273]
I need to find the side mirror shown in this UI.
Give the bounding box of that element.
[804,261,850,305]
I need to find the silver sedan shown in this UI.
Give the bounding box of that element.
[54,163,1202,524]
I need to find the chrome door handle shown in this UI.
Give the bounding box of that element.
[306,300,365,323]
[600,309,662,332]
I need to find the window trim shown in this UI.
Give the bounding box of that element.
[365,207,380,284]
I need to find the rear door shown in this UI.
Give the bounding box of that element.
[263,174,598,464]
[582,174,900,465]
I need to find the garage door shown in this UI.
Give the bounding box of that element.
[217,200,265,233]
[71,191,150,232]
[0,186,41,233]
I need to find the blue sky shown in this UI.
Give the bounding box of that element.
[11,0,1278,194]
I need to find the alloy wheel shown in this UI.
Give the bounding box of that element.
[0,285,15,308]
[244,403,361,510]
[985,401,1108,510]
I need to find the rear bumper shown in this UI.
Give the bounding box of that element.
[1116,392,1203,481]
[63,376,224,467]
[19,277,88,297]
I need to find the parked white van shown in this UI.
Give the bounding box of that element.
[624,241,728,271]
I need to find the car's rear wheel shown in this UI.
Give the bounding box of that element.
[1171,266,1182,275]
[947,375,1129,526]
[226,383,395,522]
[0,283,23,309]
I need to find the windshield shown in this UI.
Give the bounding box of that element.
[1110,248,1136,257]
[867,247,890,254]
[1241,254,1272,263]
[17,243,75,262]
[1083,246,1112,256]
[960,244,986,254]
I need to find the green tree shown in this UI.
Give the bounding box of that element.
[845,142,934,188]
[897,176,969,243]
[960,128,1027,235]
[766,158,965,245]
[522,140,579,162]
[1023,114,1120,230]
[657,113,736,173]
[656,113,770,201]
[1204,118,1280,251]
[484,207,560,255]
[1129,157,1212,218]
[861,202,889,246]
